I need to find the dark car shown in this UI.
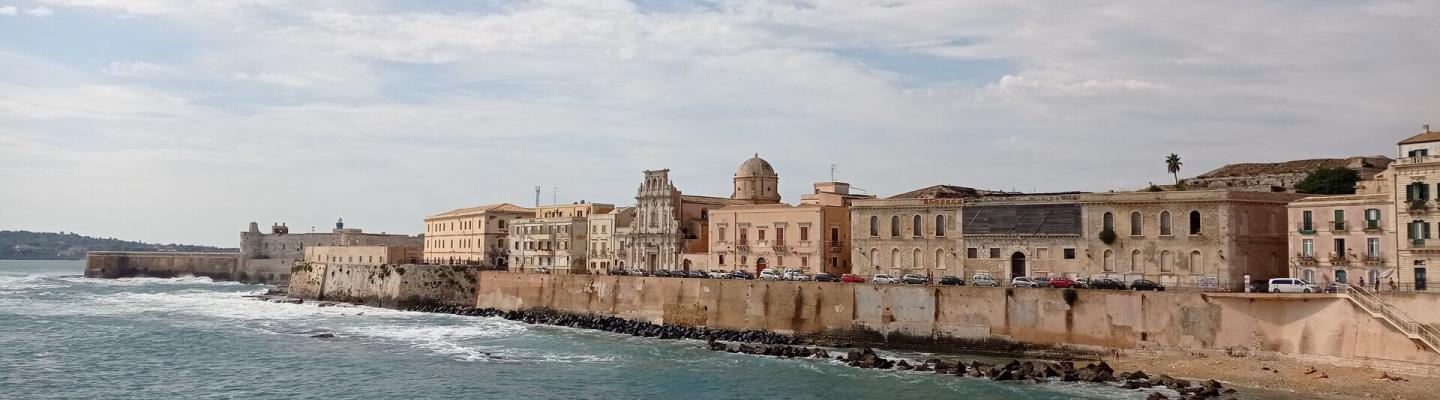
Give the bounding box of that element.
[939,276,965,286]
[1072,278,1091,289]
[731,271,755,280]
[814,272,838,282]
[1090,278,1127,290]
[654,270,671,277]
[1129,279,1165,291]
[689,270,708,278]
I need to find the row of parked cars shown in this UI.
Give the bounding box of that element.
[608,268,1168,291]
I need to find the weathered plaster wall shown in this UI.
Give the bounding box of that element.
[473,273,1440,368]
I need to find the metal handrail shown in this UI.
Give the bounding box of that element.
[1347,284,1440,352]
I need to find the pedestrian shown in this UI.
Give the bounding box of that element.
[1390,278,1398,292]
[1358,277,1366,289]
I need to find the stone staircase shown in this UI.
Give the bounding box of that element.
[1344,284,1440,353]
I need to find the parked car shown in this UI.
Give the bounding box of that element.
[689,270,708,279]
[901,274,929,284]
[1048,277,1076,289]
[1268,278,1318,293]
[939,276,965,286]
[1248,280,1269,293]
[629,268,648,277]
[840,274,866,283]
[654,270,672,277]
[1072,278,1092,289]
[1089,278,1127,290]
[814,272,838,282]
[1324,282,1347,293]
[1033,277,1052,287]
[731,270,755,280]
[783,271,812,281]
[759,269,782,281]
[709,270,731,279]
[1129,279,1166,291]
[971,275,999,287]
[1011,277,1038,288]
[535,267,550,274]
[872,274,899,284]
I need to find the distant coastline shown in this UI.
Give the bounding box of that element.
[0,230,236,260]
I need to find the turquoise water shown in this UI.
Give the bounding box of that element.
[1,260,1230,399]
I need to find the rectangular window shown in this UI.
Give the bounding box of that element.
[1334,238,1346,258]
[967,248,978,258]
[801,257,808,267]
[719,226,726,240]
[775,227,784,243]
[989,248,1000,258]
[1368,238,1380,258]
[1334,209,1345,230]
[758,229,766,241]
[1302,239,1314,257]
[1302,211,1313,230]
[1064,248,1076,259]
[719,255,726,265]
[740,229,748,245]
[801,226,810,241]
[829,227,837,242]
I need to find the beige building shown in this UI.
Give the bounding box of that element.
[711,181,870,276]
[1287,172,1396,287]
[423,203,533,266]
[241,219,421,271]
[586,207,635,274]
[1079,190,1305,290]
[509,202,615,274]
[304,245,421,267]
[850,196,963,279]
[1394,126,1440,291]
[961,193,1085,280]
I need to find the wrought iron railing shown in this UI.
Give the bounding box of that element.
[1345,284,1440,353]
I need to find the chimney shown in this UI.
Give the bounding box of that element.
[1426,124,1431,133]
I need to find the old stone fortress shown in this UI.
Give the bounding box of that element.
[199,127,1440,294]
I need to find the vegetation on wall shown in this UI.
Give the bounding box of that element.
[1294,166,1359,195]
[0,230,236,260]
[1099,228,1118,245]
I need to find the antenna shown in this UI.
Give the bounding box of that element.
[830,163,837,182]
[552,186,557,205]
[534,186,541,208]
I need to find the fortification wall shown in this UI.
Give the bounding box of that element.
[288,263,477,308]
[85,251,291,284]
[473,273,1440,369]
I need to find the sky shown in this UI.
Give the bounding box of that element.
[1,0,1438,247]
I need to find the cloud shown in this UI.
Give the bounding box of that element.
[25,6,53,16]
[0,6,16,15]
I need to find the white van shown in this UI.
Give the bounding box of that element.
[1268,278,1318,293]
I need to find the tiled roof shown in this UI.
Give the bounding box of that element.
[888,185,981,199]
[427,203,533,218]
[1400,130,1440,145]
[962,203,1082,235]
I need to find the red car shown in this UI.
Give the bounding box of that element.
[840,274,866,283]
[1048,277,1076,288]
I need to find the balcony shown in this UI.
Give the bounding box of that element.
[1331,221,1347,232]
[1331,253,1354,266]
[771,244,787,253]
[1407,200,1431,214]
[1296,253,1318,266]
[1397,155,1440,165]
[1364,220,1383,232]
[1362,253,1386,266]
[735,245,751,253]
[1296,222,1316,235]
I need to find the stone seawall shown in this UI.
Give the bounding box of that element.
[85,251,291,284]
[288,263,476,308]
[473,272,1440,372]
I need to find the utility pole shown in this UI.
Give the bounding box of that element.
[534,186,541,208]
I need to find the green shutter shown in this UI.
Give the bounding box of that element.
[1409,185,1417,201]
[1407,222,1414,239]
[1426,223,1432,240]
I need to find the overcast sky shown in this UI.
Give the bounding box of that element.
[1,0,1437,247]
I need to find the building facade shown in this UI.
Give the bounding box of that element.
[1080,190,1305,290]
[423,203,533,265]
[710,181,868,276]
[304,245,421,267]
[1287,172,1396,287]
[587,207,635,274]
[961,194,1085,281]
[1394,126,1440,291]
[618,169,742,272]
[509,203,614,274]
[849,197,963,279]
[241,219,421,270]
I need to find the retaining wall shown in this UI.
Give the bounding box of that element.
[84,251,291,284]
[289,263,477,308]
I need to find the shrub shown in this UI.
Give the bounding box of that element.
[1099,228,1118,245]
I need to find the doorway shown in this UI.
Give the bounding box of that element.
[1418,267,1428,291]
[682,259,692,273]
[647,254,657,272]
[1335,269,1347,284]
[756,257,768,275]
[1010,252,1026,279]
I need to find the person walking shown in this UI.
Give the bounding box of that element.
[1358,277,1366,290]
[1390,278,1399,292]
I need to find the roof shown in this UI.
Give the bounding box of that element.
[1192,157,1390,179]
[1400,128,1440,145]
[681,195,747,205]
[427,203,533,219]
[963,203,1082,235]
[736,155,777,177]
[888,185,981,199]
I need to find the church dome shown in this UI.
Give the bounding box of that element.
[736,154,777,177]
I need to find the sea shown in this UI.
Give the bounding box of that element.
[0,260,1282,399]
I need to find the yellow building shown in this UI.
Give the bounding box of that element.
[304,245,421,267]
[509,202,615,274]
[423,203,533,266]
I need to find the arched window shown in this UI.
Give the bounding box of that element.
[1189,250,1202,273]
[869,248,878,266]
[890,248,899,268]
[912,248,922,268]
[700,209,708,220]
[890,216,900,237]
[1103,250,1115,271]
[1130,212,1143,236]
[935,215,946,236]
[1189,211,1201,235]
[913,215,923,237]
[1159,211,1172,236]
[1103,212,1114,230]
[935,249,945,269]
[1160,250,1173,272]
[869,216,879,236]
[1131,250,1142,272]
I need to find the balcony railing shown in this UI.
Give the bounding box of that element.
[1365,219,1382,231]
[1296,222,1315,234]
[1296,253,1318,266]
[1331,221,1347,231]
[1397,155,1440,165]
[1362,253,1386,266]
[1407,200,1431,213]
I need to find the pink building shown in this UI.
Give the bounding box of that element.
[1287,171,1397,287]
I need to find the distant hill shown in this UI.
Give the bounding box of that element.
[0,230,237,260]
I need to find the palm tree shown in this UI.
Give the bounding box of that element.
[1166,153,1183,186]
